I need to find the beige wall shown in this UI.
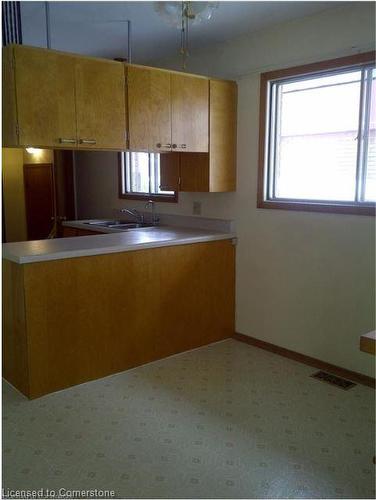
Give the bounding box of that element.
[2,149,27,242]
[75,3,375,376]
[74,151,235,220]
[236,72,374,376]
[2,148,54,242]
[23,148,54,165]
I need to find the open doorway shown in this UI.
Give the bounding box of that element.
[2,149,77,242]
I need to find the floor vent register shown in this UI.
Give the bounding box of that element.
[311,370,356,390]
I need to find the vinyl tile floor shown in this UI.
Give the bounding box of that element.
[2,339,375,499]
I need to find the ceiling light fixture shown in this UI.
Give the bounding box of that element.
[155,1,219,69]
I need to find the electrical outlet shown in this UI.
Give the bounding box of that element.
[193,201,202,216]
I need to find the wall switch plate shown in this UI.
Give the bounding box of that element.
[193,201,202,216]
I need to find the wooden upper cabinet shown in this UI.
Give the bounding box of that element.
[11,45,77,148]
[209,79,237,191]
[171,74,209,153]
[159,153,180,192]
[179,79,237,193]
[75,58,127,150]
[128,65,171,152]
[2,45,127,150]
[3,44,236,190]
[2,46,18,146]
[179,153,209,192]
[127,66,209,154]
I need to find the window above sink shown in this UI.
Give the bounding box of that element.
[118,152,178,203]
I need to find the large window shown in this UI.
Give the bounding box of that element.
[118,152,177,202]
[258,52,376,215]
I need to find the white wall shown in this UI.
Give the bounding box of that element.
[75,3,375,377]
[154,2,375,78]
[2,149,27,242]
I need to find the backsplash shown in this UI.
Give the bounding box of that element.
[112,209,235,232]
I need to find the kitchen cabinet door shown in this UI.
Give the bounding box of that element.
[179,80,237,193]
[62,227,78,237]
[13,45,77,148]
[179,153,209,192]
[171,74,209,153]
[159,153,180,192]
[208,79,237,191]
[75,57,127,150]
[128,65,172,152]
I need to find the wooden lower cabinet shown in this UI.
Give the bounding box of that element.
[61,226,79,237]
[3,240,235,398]
[61,226,103,237]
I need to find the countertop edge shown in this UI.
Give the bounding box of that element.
[3,233,236,264]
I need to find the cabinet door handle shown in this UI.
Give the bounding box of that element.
[180,144,187,148]
[58,138,76,144]
[156,143,171,149]
[172,144,177,149]
[79,139,96,145]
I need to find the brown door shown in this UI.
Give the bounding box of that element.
[53,150,76,236]
[23,163,55,240]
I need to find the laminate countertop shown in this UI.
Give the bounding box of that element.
[2,226,236,264]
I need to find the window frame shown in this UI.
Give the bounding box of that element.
[117,152,178,203]
[258,51,376,216]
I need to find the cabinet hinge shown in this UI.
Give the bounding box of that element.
[15,124,20,136]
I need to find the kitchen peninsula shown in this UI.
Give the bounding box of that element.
[3,227,236,398]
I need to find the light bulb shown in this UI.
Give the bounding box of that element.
[25,147,41,155]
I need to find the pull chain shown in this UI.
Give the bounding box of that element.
[180,1,190,70]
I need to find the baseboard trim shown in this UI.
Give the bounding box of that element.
[233,332,375,389]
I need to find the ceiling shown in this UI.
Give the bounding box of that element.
[20,1,349,64]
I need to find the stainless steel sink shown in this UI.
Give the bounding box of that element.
[85,220,118,226]
[83,220,155,231]
[107,223,155,229]
[85,220,128,227]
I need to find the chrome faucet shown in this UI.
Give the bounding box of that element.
[120,208,144,223]
[145,200,159,225]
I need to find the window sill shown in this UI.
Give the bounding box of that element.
[119,193,178,203]
[257,199,376,216]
